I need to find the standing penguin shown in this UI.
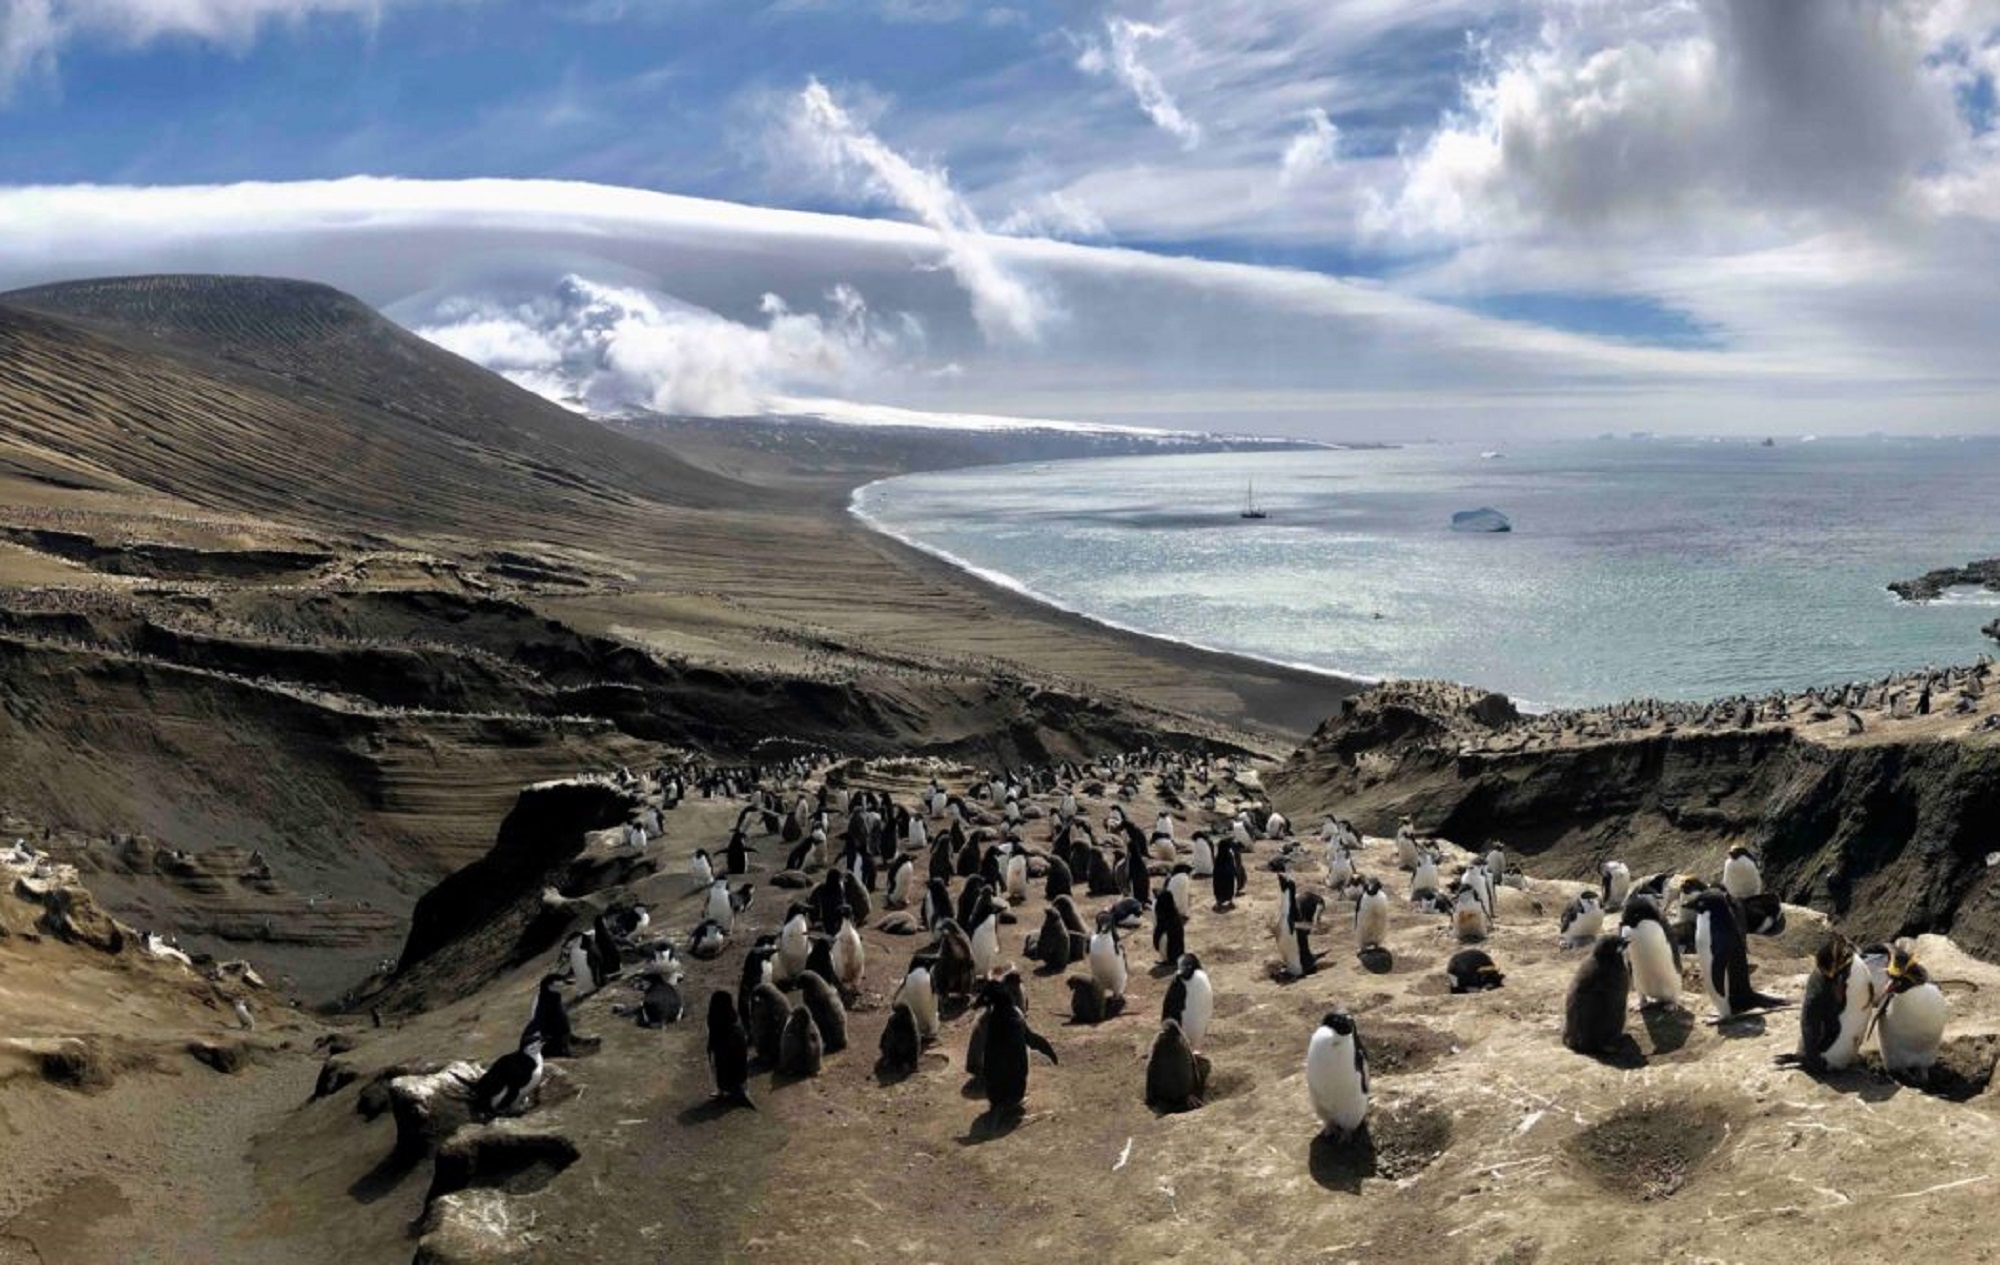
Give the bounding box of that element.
[831,907,866,993]
[878,1001,922,1075]
[884,855,916,910]
[1619,895,1683,1009]
[1409,851,1440,902]
[1452,884,1491,942]
[748,981,791,1066]
[725,831,755,876]
[1043,853,1074,902]
[1145,1018,1205,1112]
[776,905,812,983]
[1563,936,1631,1055]
[1275,876,1318,979]
[1152,889,1187,965]
[1305,1012,1369,1142]
[972,978,1058,1116]
[1027,906,1075,972]
[1721,847,1763,901]
[1191,832,1215,878]
[1868,946,1947,1082]
[1600,860,1632,911]
[704,991,754,1107]
[1690,890,1785,1019]
[894,962,940,1042]
[795,971,849,1053]
[567,933,603,998]
[968,890,1002,981]
[1212,837,1243,912]
[1161,952,1213,1049]
[472,1034,546,1119]
[691,848,713,890]
[523,973,574,1057]
[705,880,738,931]
[1353,876,1390,952]
[1089,910,1130,1005]
[778,1005,824,1078]
[1789,933,1874,1073]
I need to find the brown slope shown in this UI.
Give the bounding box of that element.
[0,275,732,536]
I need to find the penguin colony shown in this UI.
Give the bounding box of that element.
[463,753,1955,1155]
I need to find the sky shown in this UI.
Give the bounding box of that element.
[0,0,1998,440]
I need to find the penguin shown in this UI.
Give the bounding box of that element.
[778,1005,824,1078]
[1446,948,1505,994]
[1052,893,1091,945]
[1161,952,1213,1049]
[1086,846,1122,898]
[894,962,940,1041]
[1043,852,1074,902]
[1409,851,1440,902]
[1559,890,1604,948]
[1211,837,1242,911]
[1106,895,1146,931]
[725,831,755,876]
[1068,975,1112,1024]
[1164,864,1192,917]
[748,980,791,1066]
[777,904,812,983]
[1191,832,1215,878]
[1275,875,1317,979]
[1721,846,1763,901]
[689,918,730,961]
[878,1001,922,1075]
[1690,889,1785,1019]
[471,1034,545,1119]
[567,932,603,997]
[1484,843,1507,889]
[1152,888,1186,964]
[1394,818,1420,871]
[1868,946,1947,1082]
[931,920,977,1005]
[1003,845,1029,904]
[523,973,574,1057]
[1353,876,1389,952]
[831,908,866,992]
[589,919,623,980]
[1145,1018,1205,1112]
[1619,895,1682,1009]
[704,879,737,930]
[1324,841,1354,890]
[1089,910,1129,1004]
[813,871,848,934]
[1026,906,1075,972]
[1738,892,1787,937]
[1305,1011,1369,1142]
[884,855,916,910]
[955,876,991,934]
[704,991,754,1107]
[634,971,684,1028]
[1452,883,1490,942]
[795,970,849,1054]
[691,848,713,890]
[1600,860,1632,911]
[1563,935,1630,1054]
[921,877,951,931]
[1788,933,1874,1073]
[973,978,1057,1115]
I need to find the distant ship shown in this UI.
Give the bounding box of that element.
[1760,437,1776,447]
[1480,450,1505,459]
[1240,479,1268,520]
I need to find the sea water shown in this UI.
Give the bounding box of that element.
[852,438,2000,709]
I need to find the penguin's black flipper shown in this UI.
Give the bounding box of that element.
[1024,1027,1059,1065]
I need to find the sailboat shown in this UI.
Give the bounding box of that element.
[1240,479,1268,520]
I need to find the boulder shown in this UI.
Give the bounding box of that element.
[389,1061,485,1158]
[426,1121,580,1204]
[412,1190,534,1265]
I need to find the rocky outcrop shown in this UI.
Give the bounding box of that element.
[1889,557,2000,602]
[426,1123,580,1203]
[388,1061,486,1159]
[1272,688,2000,956]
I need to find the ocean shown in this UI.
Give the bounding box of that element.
[851,437,2000,710]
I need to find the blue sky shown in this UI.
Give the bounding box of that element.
[2,1,1999,439]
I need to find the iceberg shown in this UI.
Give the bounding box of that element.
[1450,508,1512,533]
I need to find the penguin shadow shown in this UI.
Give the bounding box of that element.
[1638,1005,1695,1055]
[1147,960,1178,980]
[1357,947,1395,975]
[960,1104,1026,1145]
[1576,1033,1648,1070]
[348,1148,423,1205]
[675,1095,755,1125]
[1307,1126,1379,1194]
[1708,1013,1770,1040]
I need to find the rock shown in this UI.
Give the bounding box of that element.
[18,879,125,953]
[314,1055,360,1099]
[426,1121,580,1205]
[188,1040,253,1074]
[389,1061,486,1158]
[412,1189,534,1265]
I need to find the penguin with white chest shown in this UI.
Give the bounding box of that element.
[1867,945,1948,1082]
[1787,932,1874,1073]
[1601,860,1632,911]
[1690,889,1785,1020]
[1305,1011,1369,1142]
[1352,876,1390,952]
[1161,952,1213,1050]
[1089,910,1129,1005]
[1452,883,1490,942]
[1721,846,1763,901]
[1618,895,1682,1010]
[1559,890,1605,948]
[471,1034,545,1119]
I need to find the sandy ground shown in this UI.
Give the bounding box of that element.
[267,763,2000,1265]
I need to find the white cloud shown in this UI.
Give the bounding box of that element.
[406,274,916,417]
[1279,106,1339,185]
[1077,17,1201,149]
[0,0,420,96]
[994,190,1107,241]
[784,77,1050,342]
